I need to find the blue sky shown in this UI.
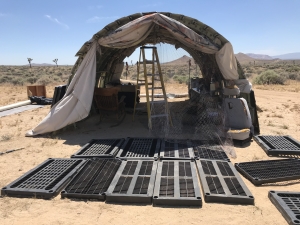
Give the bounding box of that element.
[0,0,299,65]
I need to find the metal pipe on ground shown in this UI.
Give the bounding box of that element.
[139,93,188,99]
[0,100,31,112]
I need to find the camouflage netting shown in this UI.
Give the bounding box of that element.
[71,12,246,85]
[149,85,236,158]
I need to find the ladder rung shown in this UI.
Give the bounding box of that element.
[140,46,157,49]
[138,82,153,86]
[151,114,168,118]
[147,73,160,76]
[150,100,166,103]
[152,87,163,89]
[139,60,157,64]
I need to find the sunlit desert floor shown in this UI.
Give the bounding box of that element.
[0,83,300,225]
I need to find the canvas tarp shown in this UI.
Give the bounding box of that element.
[25,42,97,136]
[25,13,241,136]
[98,13,239,80]
[98,13,218,54]
[215,42,239,80]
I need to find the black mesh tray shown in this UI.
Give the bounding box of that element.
[254,135,300,157]
[106,160,158,204]
[71,138,124,158]
[61,158,122,200]
[153,160,202,207]
[1,158,86,199]
[196,160,254,204]
[191,141,229,161]
[235,159,300,185]
[269,190,300,225]
[116,137,160,160]
[160,139,194,160]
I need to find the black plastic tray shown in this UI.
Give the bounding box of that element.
[1,158,86,199]
[191,141,229,161]
[196,160,254,204]
[71,138,124,158]
[116,137,160,160]
[269,190,300,225]
[106,160,158,204]
[61,158,122,200]
[235,159,300,185]
[153,160,202,207]
[160,139,194,160]
[254,135,300,157]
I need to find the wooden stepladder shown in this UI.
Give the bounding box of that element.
[133,46,171,130]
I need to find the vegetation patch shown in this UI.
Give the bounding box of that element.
[253,70,285,85]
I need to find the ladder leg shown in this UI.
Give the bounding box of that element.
[133,50,142,121]
[136,46,172,130]
[141,48,152,129]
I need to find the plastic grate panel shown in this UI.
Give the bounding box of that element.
[61,159,121,200]
[71,139,124,158]
[116,138,160,160]
[192,140,229,161]
[106,160,158,204]
[153,160,202,206]
[235,159,300,185]
[160,139,194,160]
[206,176,225,194]
[1,158,86,199]
[224,177,247,196]
[269,191,300,225]
[201,160,217,175]
[196,160,254,204]
[254,135,300,157]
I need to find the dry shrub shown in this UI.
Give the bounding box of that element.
[254,70,285,85]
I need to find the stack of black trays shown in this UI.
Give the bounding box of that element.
[51,84,67,107]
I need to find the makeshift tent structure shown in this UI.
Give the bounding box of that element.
[25,12,258,137]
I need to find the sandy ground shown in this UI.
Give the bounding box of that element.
[0,84,300,225]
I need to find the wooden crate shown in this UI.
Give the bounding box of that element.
[27,85,46,98]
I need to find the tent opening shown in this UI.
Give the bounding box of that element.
[26,12,260,148]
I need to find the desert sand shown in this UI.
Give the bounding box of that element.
[0,83,300,225]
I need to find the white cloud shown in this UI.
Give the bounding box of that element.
[45,15,69,29]
[86,16,118,23]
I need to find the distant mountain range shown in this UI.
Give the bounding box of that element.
[163,55,192,65]
[245,53,273,60]
[164,53,300,66]
[271,52,300,60]
[244,52,300,60]
[20,52,300,67]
